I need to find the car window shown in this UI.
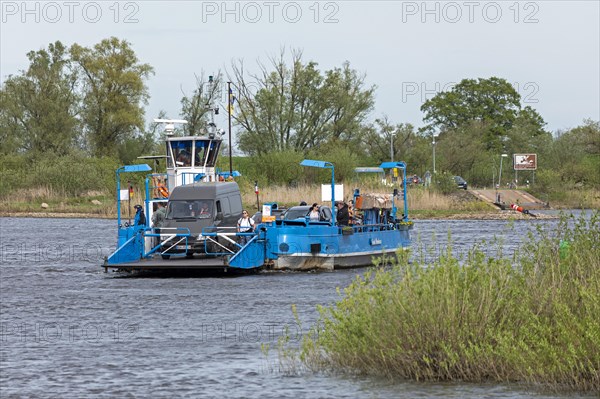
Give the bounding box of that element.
[166,200,212,219]
[282,206,310,220]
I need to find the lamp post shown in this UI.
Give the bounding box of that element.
[227,81,233,176]
[498,153,508,188]
[390,133,395,162]
[432,133,439,173]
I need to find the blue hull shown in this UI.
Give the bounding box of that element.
[227,222,412,271]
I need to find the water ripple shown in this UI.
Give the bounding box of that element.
[0,216,591,398]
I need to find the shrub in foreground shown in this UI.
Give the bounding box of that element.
[299,213,600,393]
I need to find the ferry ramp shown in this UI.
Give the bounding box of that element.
[468,189,549,209]
[103,256,231,272]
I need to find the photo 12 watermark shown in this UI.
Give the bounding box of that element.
[199,321,305,343]
[1,243,108,264]
[0,322,139,344]
[200,1,340,24]
[401,81,540,104]
[400,1,540,24]
[1,1,140,24]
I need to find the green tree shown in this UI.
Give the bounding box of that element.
[421,77,524,149]
[504,106,551,156]
[246,149,305,185]
[359,118,435,177]
[117,128,161,165]
[0,41,79,156]
[117,110,169,166]
[435,122,493,184]
[551,120,600,187]
[307,141,363,183]
[230,50,375,155]
[70,37,153,158]
[362,117,417,163]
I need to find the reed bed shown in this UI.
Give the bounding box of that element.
[0,187,144,217]
[295,213,600,393]
[2,182,488,216]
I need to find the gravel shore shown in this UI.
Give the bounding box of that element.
[1,210,557,220]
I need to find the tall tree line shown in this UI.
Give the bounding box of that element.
[0,37,153,159]
[2,41,597,191]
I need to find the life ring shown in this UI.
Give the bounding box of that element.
[157,184,169,198]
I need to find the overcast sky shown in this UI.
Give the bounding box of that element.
[1,0,599,136]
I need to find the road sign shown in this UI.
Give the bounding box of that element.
[514,154,537,170]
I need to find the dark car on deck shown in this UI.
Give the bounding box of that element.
[281,205,311,220]
[280,205,333,223]
[160,182,242,258]
[454,176,468,190]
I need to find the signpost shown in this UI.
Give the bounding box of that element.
[514,153,537,187]
[513,154,537,170]
[254,181,260,211]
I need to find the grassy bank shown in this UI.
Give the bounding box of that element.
[0,186,141,217]
[294,213,600,393]
[1,181,597,218]
[1,183,493,217]
[1,153,598,216]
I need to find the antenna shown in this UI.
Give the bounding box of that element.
[206,76,217,136]
[153,119,188,136]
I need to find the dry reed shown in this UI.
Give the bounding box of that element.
[241,183,472,211]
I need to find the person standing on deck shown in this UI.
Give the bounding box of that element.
[133,205,146,227]
[336,201,350,226]
[152,202,166,247]
[309,203,320,221]
[237,210,255,245]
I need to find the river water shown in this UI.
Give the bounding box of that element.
[0,214,594,398]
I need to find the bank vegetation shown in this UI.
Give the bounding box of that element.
[1,40,598,211]
[292,213,600,393]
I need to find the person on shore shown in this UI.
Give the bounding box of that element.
[424,170,432,187]
[237,210,255,245]
[336,201,349,226]
[309,203,320,221]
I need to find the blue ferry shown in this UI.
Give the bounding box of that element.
[104,150,413,273]
[103,109,412,272]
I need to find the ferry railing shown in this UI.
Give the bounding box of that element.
[277,218,399,232]
[200,226,256,255]
[343,221,411,234]
[179,171,218,185]
[142,227,191,258]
